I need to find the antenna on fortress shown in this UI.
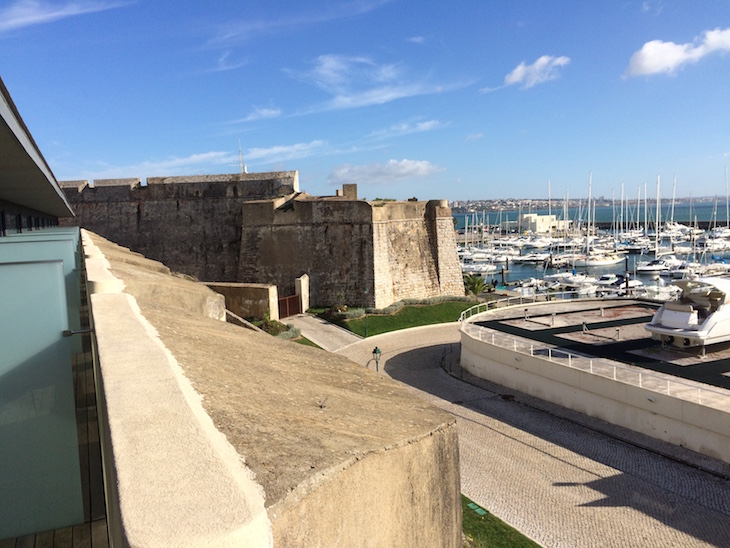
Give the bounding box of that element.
[232,139,247,174]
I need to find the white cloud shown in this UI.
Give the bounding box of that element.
[245,140,327,163]
[503,55,571,89]
[210,1,391,46]
[465,133,483,142]
[625,27,730,77]
[327,158,442,185]
[213,50,249,72]
[231,106,282,123]
[67,141,328,180]
[74,151,236,180]
[291,54,444,112]
[407,36,425,44]
[0,0,127,32]
[368,119,442,139]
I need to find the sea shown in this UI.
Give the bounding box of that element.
[454,202,730,286]
[453,202,728,231]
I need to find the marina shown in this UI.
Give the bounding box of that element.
[455,188,730,297]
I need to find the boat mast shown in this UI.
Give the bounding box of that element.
[587,172,592,256]
[725,164,730,228]
[548,179,552,235]
[670,175,676,224]
[726,165,729,229]
[620,182,624,241]
[654,175,660,256]
[611,190,615,247]
[564,189,569,240]
[644,181,649,238]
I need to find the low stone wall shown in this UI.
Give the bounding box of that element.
[206,282,278,322]
[460,323,730,464]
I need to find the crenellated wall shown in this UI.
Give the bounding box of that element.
[60,173,464,308]
[60,172,299,281]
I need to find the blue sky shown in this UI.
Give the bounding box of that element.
[2,1,730,201]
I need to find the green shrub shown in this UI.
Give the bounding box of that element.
[276,325,301,340]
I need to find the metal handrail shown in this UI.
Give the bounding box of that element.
[460,321,730,411]
[459,291,597,322]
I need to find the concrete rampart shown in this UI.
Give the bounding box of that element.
[270,424,461,547]
[84,230,462,545]
[206,282,279,322]
[460,320,730,464]
[83,230,271,547]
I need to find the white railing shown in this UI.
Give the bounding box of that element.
[461,322,730,412]
[460,291,601,322]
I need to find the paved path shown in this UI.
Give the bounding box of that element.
[335,323,730,548]
[284,313,361,351]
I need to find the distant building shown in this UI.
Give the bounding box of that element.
[520,213,571,234]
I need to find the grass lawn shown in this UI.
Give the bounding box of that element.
[344,301,475,337]
[293,336,321,348]
[462,495,539,548]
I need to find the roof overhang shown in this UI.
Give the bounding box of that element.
[0,76,74,218]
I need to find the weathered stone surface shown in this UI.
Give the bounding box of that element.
[61,172,299,281]
[60,173,464,308]
[88,231,462,546]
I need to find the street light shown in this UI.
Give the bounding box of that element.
[372,346,381,372]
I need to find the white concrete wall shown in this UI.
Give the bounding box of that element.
[460,327,730,464]
[83,230,272,547]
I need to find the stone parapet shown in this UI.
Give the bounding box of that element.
[84,230,461,545]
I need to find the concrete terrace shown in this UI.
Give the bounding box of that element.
[470,299,730,390]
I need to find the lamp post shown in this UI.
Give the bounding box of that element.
[372,347,381,372]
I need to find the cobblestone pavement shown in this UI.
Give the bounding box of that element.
[337,323,730,548]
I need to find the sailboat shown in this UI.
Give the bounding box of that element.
[636,175,681,273]
[572,173,624,267]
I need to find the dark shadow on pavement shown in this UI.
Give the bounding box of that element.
[384,344,730,546]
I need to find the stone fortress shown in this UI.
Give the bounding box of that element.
[59,172,464,309]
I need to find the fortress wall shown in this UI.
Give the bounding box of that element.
[60,172,298,281]
[373,200,465,307]
[429,201,466,295]
[239,198,375,306]
[270,423,462,548]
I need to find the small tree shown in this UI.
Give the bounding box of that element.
[463,274,488,297]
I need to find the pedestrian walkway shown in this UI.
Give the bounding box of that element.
[333,323,730,547]
[284,313,362,352]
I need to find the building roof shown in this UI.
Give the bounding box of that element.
[0,76,74,217]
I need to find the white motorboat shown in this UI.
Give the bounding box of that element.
[512,252,550,264]
[573,252,625,267]
[645,277,730,348]
[461,260,498,275]
[635,254,684,273]
[595,273,620,286]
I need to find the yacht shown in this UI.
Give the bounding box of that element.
[635,254,683,273]
[645,277,730,348]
